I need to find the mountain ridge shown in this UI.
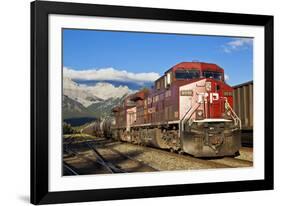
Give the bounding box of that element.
[63,77,133,120]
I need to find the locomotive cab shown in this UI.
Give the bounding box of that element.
[164,61,225,86]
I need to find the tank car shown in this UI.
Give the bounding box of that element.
[112,62,241,157]
[90,117,115,138]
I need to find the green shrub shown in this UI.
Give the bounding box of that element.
[63,122,75,134]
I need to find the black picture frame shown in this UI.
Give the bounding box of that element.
[31,0,274,204]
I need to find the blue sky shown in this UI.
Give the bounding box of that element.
[63,29,253,86]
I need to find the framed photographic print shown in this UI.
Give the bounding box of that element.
[31,0,274,204]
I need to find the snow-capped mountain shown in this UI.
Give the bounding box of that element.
[63,77,134,107]
[63,77,102,107]
[63,77,135,120]
[62,66,158,123]
[87,95,127,119]
[87,82,134,100]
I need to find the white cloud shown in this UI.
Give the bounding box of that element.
[63,67,160,85]
[222,47,231,53]
[222,38,253,53]
[224,73,229,81]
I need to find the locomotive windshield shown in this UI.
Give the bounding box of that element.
[175,70,200,79]
[203,71,223,81]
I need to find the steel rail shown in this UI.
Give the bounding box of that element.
[63,162,79,175]
[84,142,127,173]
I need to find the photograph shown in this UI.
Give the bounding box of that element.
[30,1,273,204]
[62,29,254,176]
[0,0,277,205]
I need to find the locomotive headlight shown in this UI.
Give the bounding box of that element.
[226,110,232,116]
[196,110,204,119]
[205,82,212,91]
[197,110,203,116]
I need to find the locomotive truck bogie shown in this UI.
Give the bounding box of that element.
[112,120,240,157]
[181,121,241,157]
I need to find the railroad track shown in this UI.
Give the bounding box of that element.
[64,143,126,174]
[63,136,253,175]
[63,162,79,175]
[87,141,157,172]
[63,138,157,175]
[207,157,253,167]
[135,144,232,168]
[108,142,231,170]
[110,141,253,170]
[84,142,128,173]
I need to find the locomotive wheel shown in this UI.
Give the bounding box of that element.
[153,128,170,149]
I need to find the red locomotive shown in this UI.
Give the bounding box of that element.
[112,62,241,157]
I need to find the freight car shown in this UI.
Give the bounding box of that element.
[111,62,242,157]
[82,117,114,138]
[232,81,253,147]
